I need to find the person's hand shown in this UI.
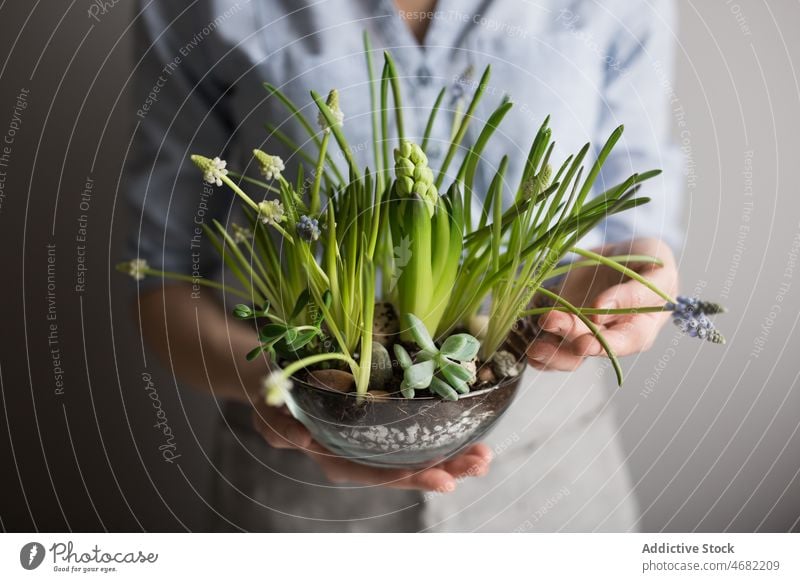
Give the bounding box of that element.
[252,400,492,492]
[527,237,678,371]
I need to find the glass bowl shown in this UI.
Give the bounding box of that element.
[283,375,522,469]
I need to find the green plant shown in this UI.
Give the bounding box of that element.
[394,315,479,401]
[118,32,725,402]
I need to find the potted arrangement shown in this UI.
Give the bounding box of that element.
[120,36,725,468]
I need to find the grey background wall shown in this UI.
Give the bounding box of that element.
[0,1,797,532]
[614,2,800,532]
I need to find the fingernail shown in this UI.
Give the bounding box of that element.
[542,322,563,335]
[600,300,617,311]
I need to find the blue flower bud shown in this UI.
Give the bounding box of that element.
[297,215,321,242]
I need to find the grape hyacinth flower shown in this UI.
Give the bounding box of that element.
[191,155,228,186]
[124,258,149,281]
[667,296,726,344]
[253,149,285,181]
[296,215,321,242]
[666,295,726,316]
[232,223,253,244]
[262,372,292,407]
[257,199,285,226]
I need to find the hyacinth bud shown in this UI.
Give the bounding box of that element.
[520,164,552,200]
[394,140,438,216]
[533,164,552,195]
[317,89,344,133]
[396,157,414,178]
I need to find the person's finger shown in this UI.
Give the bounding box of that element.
[306,442,498,491]
[306,444,457,491]
[527,332,586,371]
[252,405,312,450]
[572,314,663,357]
[537,310,592,342]
[589,277,661,326]
[462,442,493,463]
[591,251,677,327]
[441,453,490,478]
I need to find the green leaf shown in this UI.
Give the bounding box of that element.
[400,380,415,399]
[394,343,413,369]
[246,345,266,361]
[439,359,473,385]
[259,324,287,342]
[450,377,470,395]
[440,334,480,361]
[383,51,405,140]
[311,291,332,327]
[421,87,446,151]
[233,304,253,319]
[284,327,299,345]
[289,289,310,322]
[429,376,459,401]
[407,313,437,354]
[404,360,435,389]
[284,329,317,351]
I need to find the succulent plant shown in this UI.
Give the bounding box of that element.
[394,314,479,401]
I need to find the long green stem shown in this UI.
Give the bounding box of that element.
[522,305,669,317]
[278,352,359,381]
[220,174,259,212]
[355,261,376,395]
[435,65,491,189]
[264,123,344,186]
[421,88,446,151]
[132,268,253,300]
[227,171,281,195]
[570,247,676,303]
[384,52,405,140]
[310,132,329,215]
[311,90,359,177]
[545,255,664,279]
[538,287,623,385]
[363,31,384,193]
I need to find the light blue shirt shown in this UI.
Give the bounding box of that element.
[127,0,683,278]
